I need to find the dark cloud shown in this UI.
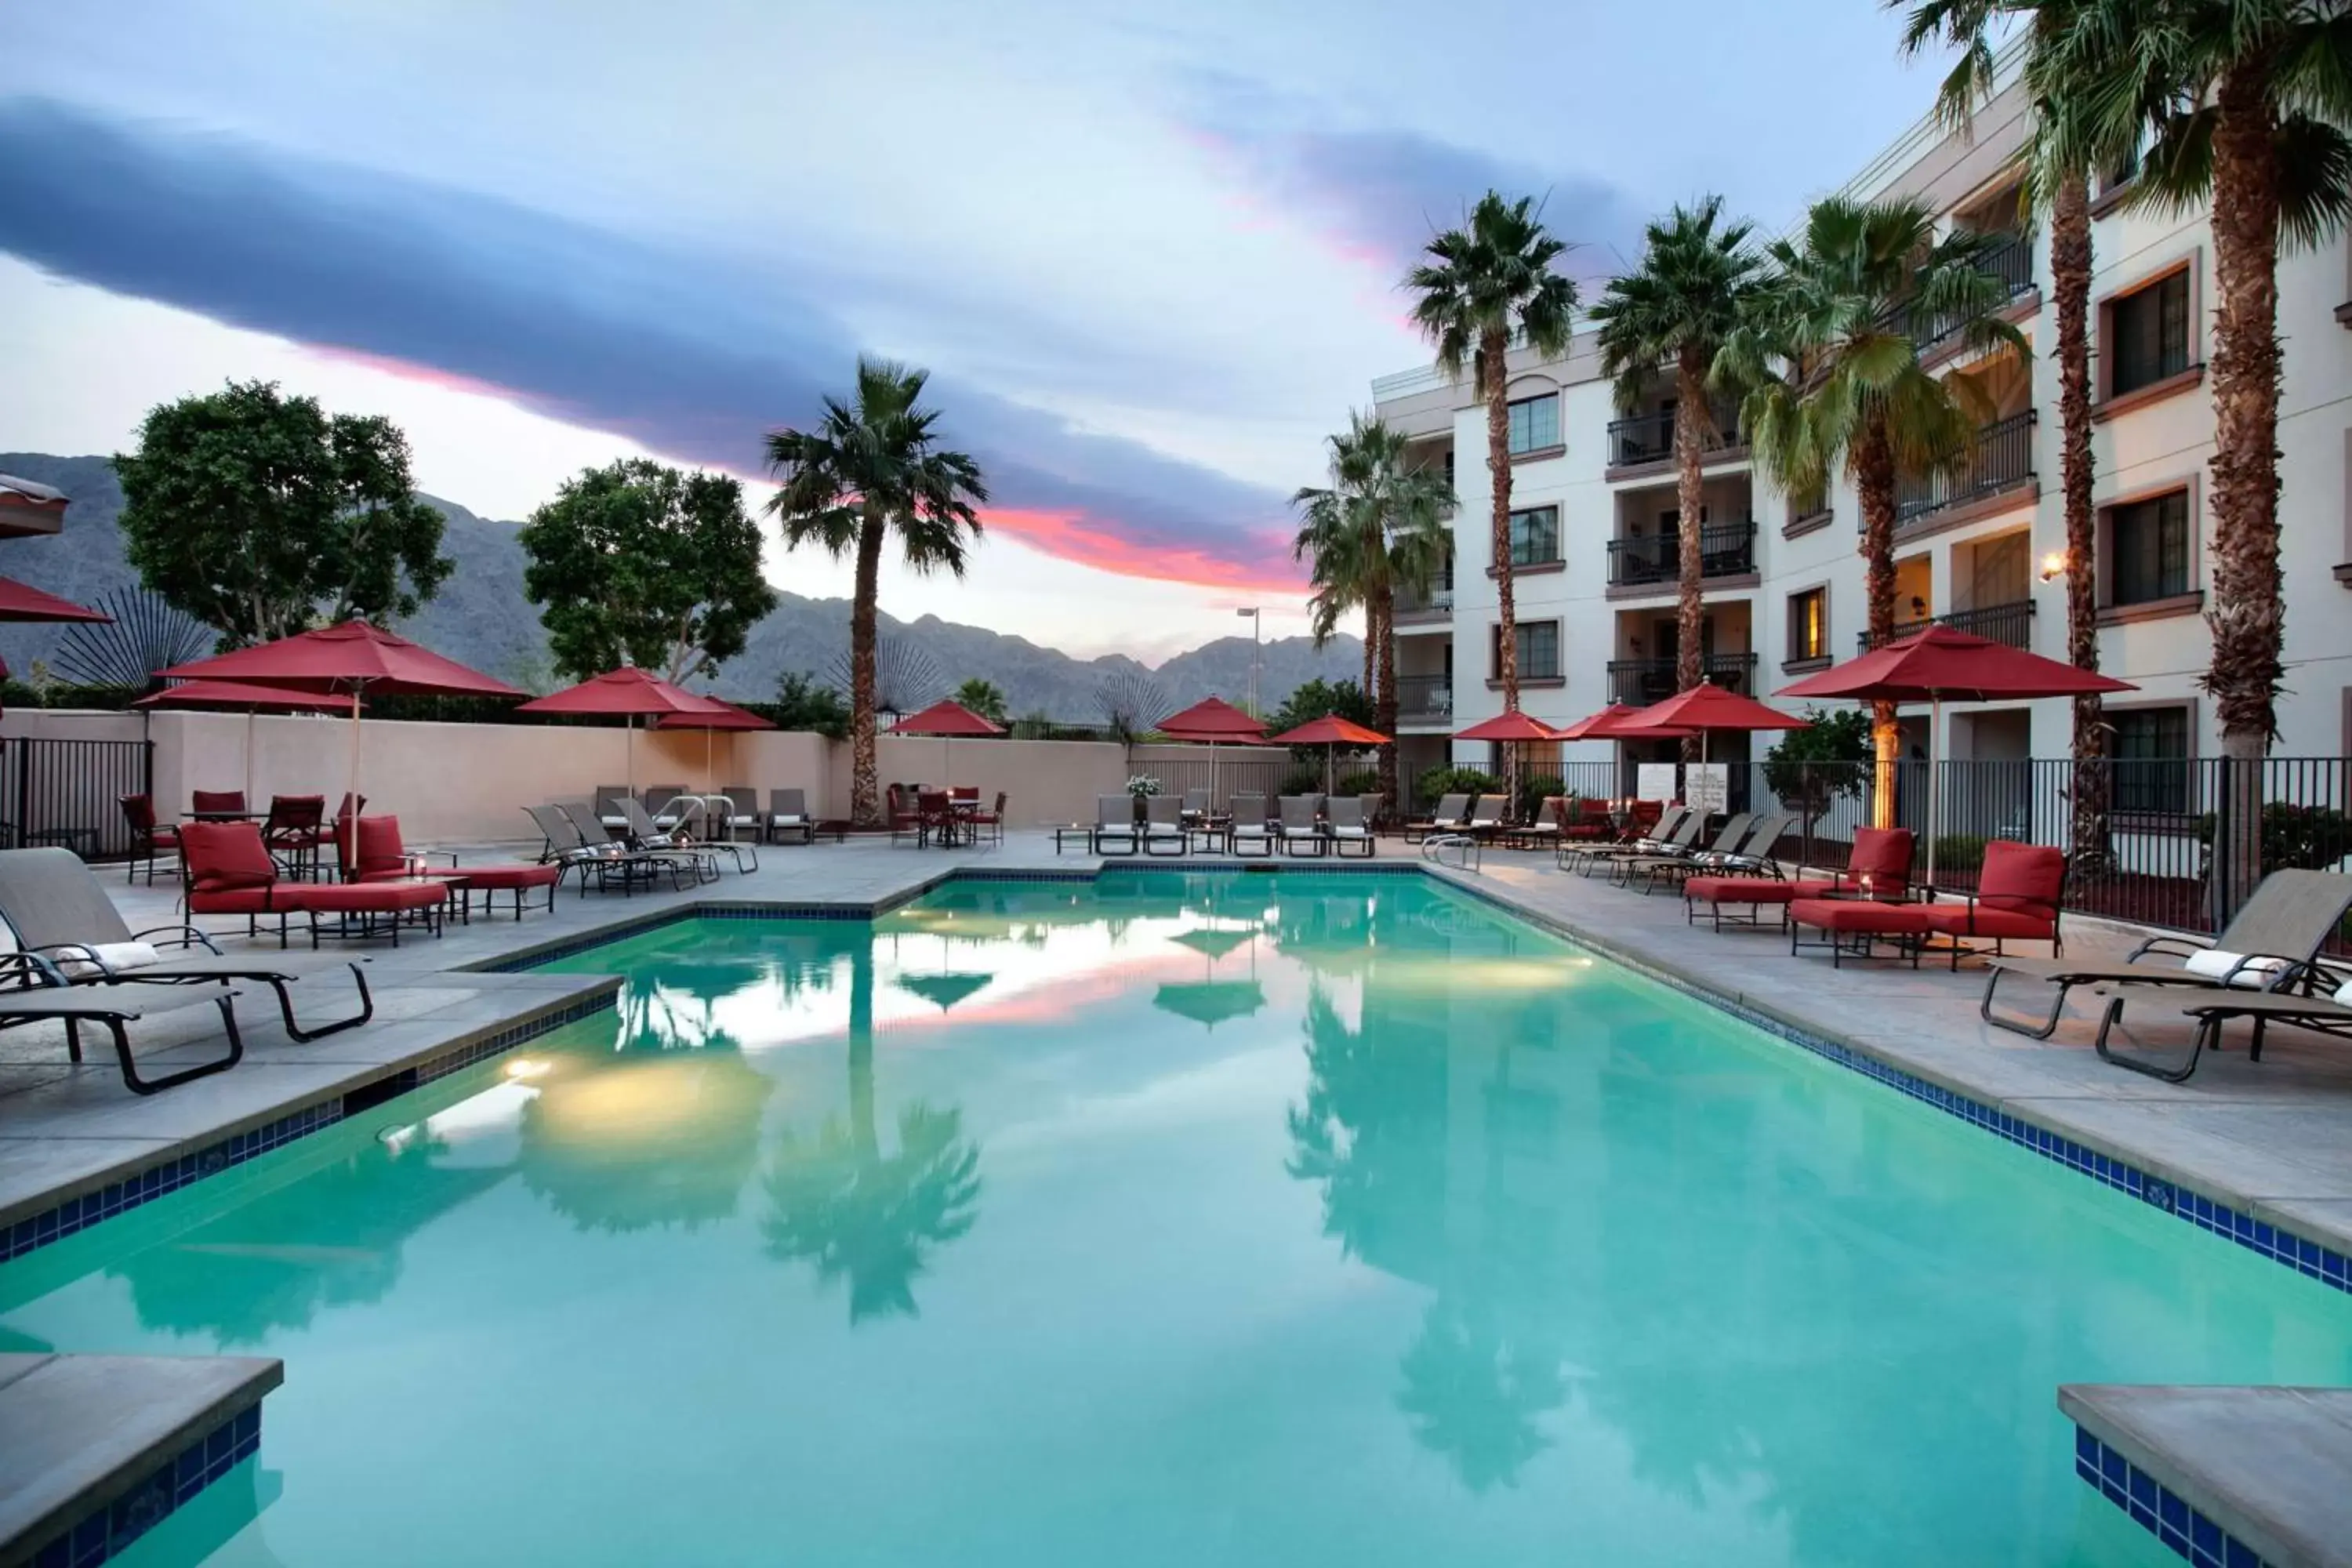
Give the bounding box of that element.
[0,97,1298,589]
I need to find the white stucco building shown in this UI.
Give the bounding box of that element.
[1371,62,2352,805]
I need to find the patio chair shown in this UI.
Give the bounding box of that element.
[262,794,328,881]
[1404,794,1469,844]
[1358,793,1385,834]
[887,785,923,846]
[918,789,964,848]
[119,793,180,886]
[0,956,247,1095]
[191,789,247,816]
[1570,808,1702,877]
[1617,812,1755,893]
[766,789,815,845]
[1980,867,2352,1040]
[0,843,374,1047]
[1229,794,1273,858]
[1916,840,2066,971]
[1143,795,1189,857]
[2086,977,2352,1083]
[1092,795,1139,856]
[1276,796,1327,858]
[342,815,561,918]
[971,792,1007,845]
[1465,795,1508,841]
[1682,824,1912,929]
[606,799,729,878]
[1326,797,1374,857]
[1561,798,1614,843]
[526,804,688,895]
[1559,804,1690,872]
[593,786,633,833]
[720,787,764,844]
[181,822,448,947]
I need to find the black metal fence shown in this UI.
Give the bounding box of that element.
[1605,402,1742,468]
[1606,521,1759,588]
[1606,652,1759,705]
[1890,409,2037,528]
[0,737,154,859]
[1860,600,2036,652]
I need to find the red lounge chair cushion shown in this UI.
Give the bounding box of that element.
[1789,898,1933,935]
[347,815,407,880]
[1685,877,1839,906]
[187,884,290,915]
[181,822,280,894]
[289,882,450,913]
[1845,827,1915,892]
[1920,904,2053,941]
[1974,840,2064,915]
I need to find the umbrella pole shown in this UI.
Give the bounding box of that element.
[1926,696,1943,887]
[244,708,255,808]
[345,688,361,874]
[626,716,636,795]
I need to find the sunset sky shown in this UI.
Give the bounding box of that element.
[0,1,1945,660]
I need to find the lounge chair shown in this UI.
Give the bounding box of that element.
[1981,867,2352,1040]
[1571,808,1701,877]
[1092,795,1139,856]
[1684,825,1912,930]
[1181,788,1211,824]
[341,815,561,919]
[1405,793,1469,844]
[593,786,632,834]
[1276,796,1326,857]
[1614,812,1753,891]
[0,958,246,1095]
[1229,794,1273,857]
[119,793,179,886]
[2089,978,2352,1082]
[601,799,731,878]
[1636,813,1791,895]
[1511,797,1566,850]
[719,788,764,844]
[765,789,815,845]
[181,822,448,947]
[1143,795,1189,857]
[1464,795,1508,841]
[1326,797,1374,857]
[1916,840,2066,970]
[0,844,374,1047]
[525,804,688,895]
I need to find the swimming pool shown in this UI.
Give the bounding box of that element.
[3,870,2346,1566]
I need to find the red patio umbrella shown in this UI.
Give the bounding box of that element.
[517,666,734,793]
[1777,624,2136,880]
[1613,681,1809,817]
[657,698,777,795]
[1552,702,1697,741]
[0,575,110,698]
[136,680,359,807]
[888,699,1005,788]
[162,619,525,862]
[1269,713,1389,796]
[1156,696,1269,809]
[1455,710,1566,815]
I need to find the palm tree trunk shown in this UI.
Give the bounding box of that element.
[2203,66,2287,920]
[1855,420,1902,829]
[848,938,877,1160]
[2053,169,2109,873]
[849,511,885,827]
[1374,588,1399,813]
[1363,604,1377,697]
[1673,350,1709,764]
[1483,330,1519,712]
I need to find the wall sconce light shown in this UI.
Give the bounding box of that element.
[2038,550,2070,583]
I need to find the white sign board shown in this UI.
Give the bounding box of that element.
[1635,763,1679,803]
[1684,763,1729,814]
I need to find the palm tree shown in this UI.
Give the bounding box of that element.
[952,677,1007,725]
[1590,197,1767,754]
[764,358,989,826]
[1726,198,2030,823]
[2031,0,2352,910]
[1895,0,2118,871]
[1292,413,1454,804]
[1405,193,1579,713]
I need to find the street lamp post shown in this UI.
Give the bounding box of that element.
[1236,606,1261,717]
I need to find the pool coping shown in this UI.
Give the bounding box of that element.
[1,859,2346,1304]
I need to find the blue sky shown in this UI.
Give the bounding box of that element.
[0,0,1949,658]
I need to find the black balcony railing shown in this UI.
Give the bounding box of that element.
[1886,234,2036,350]
[1396,581,1454,620]
[1605,403,1742,469]
[1606,652,1759,706]
[1882,410,2037,528]
[1605,520,1759,589]
[1395,673,1454,724]
[1858,599,2038,652]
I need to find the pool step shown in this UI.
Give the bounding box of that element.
[2062,1383,2352,1568]
[0,1352,281,1567]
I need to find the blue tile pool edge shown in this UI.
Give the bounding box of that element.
[1425,871,2352,1302]
[29,1403,263,1568]
[2071,1425,2272,1568]
[0,989,615,1265]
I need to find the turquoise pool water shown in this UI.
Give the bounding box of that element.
[3,871,2347,1566]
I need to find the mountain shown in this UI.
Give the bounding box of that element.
[0,453,1359,718]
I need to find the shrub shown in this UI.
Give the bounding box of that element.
[1517,773,1566,823]
[1932,833,1988,874]
[2194,803,2352,873]
[1277,765,1326,797]
[1415,765,1501,808]
[1335,768,1381,797]
[1763,708,1873,819]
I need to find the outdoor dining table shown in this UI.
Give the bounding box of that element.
[182,810,264,822]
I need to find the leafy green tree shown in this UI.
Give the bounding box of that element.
[1268,677,1375,761]
[519,459,776,684]
[114,379,452,648]
[953,677,1008,725]
[1590,197,1767,753]
[1762,707,1875,847]
[764,358,989,826]
[1726,198,2027,825]
[771,670,851,739]
[1405,193,1579,713]
[1291,413,1453,804]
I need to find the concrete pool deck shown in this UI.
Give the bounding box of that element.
[1,829,2348,1272]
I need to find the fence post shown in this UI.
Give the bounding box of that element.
[9,738,26,849]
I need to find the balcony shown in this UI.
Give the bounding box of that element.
[1606,652,1759,706]
[1605,520,1759,590]
[1394,582,1454,627]
[1880,410,2037,532]
[1395,673,1454,726]
[1858,599,2037,652]
[1886,234,2036,351]
[1605,403,1744,473]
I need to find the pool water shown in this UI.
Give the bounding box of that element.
[3,871,2347,1566]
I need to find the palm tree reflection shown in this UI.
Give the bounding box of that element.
[1396,1298,1566,1494]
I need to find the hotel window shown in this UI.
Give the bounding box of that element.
[2110,271,2190,395]
[1508,506,1560,567]
[1507,394,1560,455]
[2110,490,2190,604]
[2111,706,2191,815]
[1490,619,1562,681]
[1788,587,1828,663]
